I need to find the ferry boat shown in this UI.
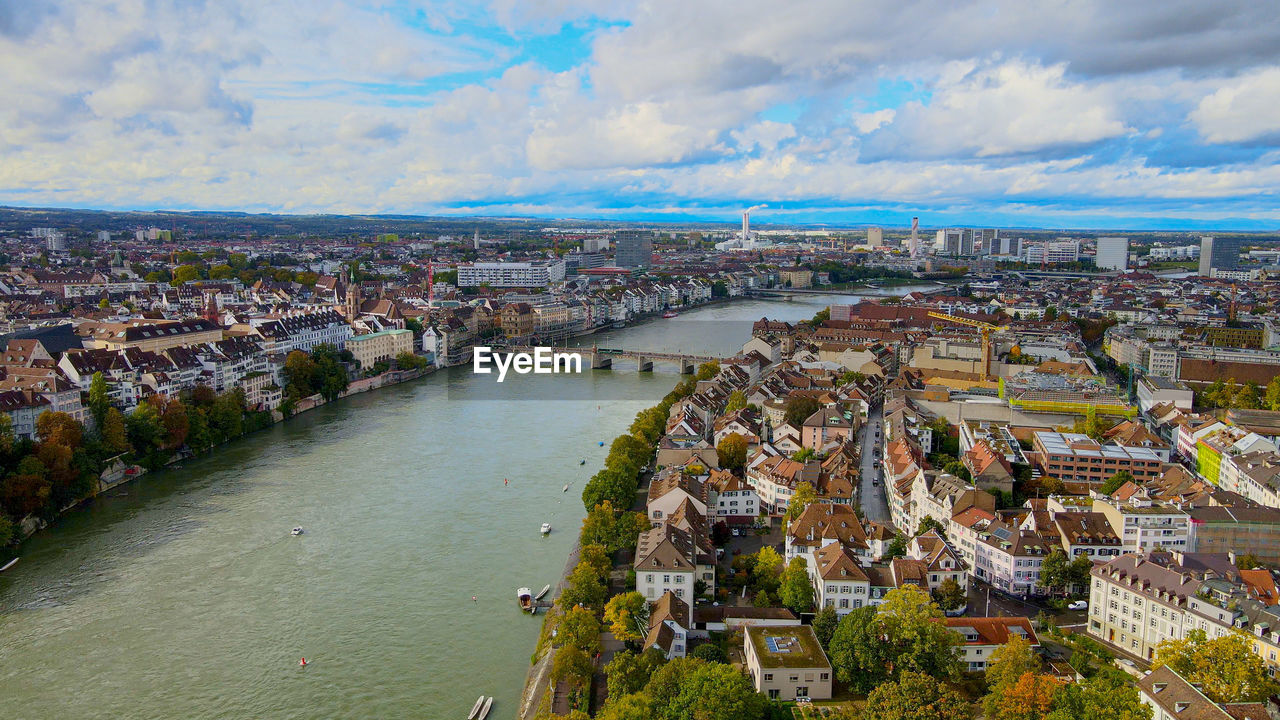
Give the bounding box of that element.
[517,588,534,612]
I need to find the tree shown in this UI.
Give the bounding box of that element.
[986,634,1041,691]
[561,560,608,613]
[596,693,653,720]
[752,547,784,586]
[725,390,747,413]
[170,264,202,286]
[885,532,908,559]
[691,643,727,663]
[784,481,817,522]
[783,395,821,427]
[209,264,234,280]
[1045,673,1151,720]
[863,670,973,720]
[1037,550,1072,596]
[942,461,971,482]
[695,361,720,381]
[813,605,839,649]
[88,372,111,428]
[875,586,963,680]
[648,659,766,720]
[828,606,890,692]
[557,604,602,654]
[1153,630,1279,703]
[1265,376,1280,412]
[986,672,1059,720]
[715,432,749,472]
[1099,470,1134,496]
[604,592,649,644]
[283,351,318,398]
[100,407,130,454]
[933,577,966,612]
[605,649,664,702]
[551,645,593,688]
[916,516,947,538]
[778,557,814,615]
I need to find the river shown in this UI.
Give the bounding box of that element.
[0,289,929,720]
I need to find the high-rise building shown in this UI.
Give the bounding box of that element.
[909,217,920,258]
[971,229,997,255]
[866,227,883,247]
[583,236,610,253]
[1096,237,1129,271]
[936,228,964,255]
[1199,236,1242,277]
[615,231,653,269]
[97,230,111,243]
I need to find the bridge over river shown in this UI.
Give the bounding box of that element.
[505,345,722,373]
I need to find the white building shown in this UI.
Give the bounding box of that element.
[1096,237,1130,271]
[456,260,566,288]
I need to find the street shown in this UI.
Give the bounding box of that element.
[858,403,890,524]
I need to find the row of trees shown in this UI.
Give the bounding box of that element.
[1198,376,1280,411]
[0,375,275,548]
[281,344,352,406]
[595,655,782,720]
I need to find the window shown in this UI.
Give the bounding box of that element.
[646,574,654,583]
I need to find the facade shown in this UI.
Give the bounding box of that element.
[1033,431,1165,486]
[347,328,414,370]
[944,617,1038,672]
[1199,236,1242,277]
[1093,488,1191,554]
[1095,237,1130,271]
[743,625,833,702]
[615,231,654,269]
[456,260,566,287]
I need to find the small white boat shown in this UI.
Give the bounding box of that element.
[477,696,494,720]
[535,584,551,600]
[562,484,569,493]
[467,695,485,719]
[0,558,18,573]
[517,588,534,612]
[291,527,304,536]
[540,523,552,535]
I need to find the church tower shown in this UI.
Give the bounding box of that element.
[344,265,361,320]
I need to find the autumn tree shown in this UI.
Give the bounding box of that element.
[715,432,748,472]
[828,586,963,692]
[986,672,1059,720]
[933,577,966,612]
[1153,630,1279,703]
[556,604,602,654]
[784,395,821,427]
[784,481,817,521]
[725,390,747,413]
[604,592,650,644]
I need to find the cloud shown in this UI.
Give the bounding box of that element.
[1190,66,1280,143]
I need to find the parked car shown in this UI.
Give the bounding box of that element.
[1067,600,1088,610]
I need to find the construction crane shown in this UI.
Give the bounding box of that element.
[927,311,1009,381]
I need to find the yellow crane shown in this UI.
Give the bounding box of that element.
[927,311,1008,380]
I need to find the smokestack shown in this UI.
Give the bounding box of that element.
[910,217,920,259]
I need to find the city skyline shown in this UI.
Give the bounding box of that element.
[1,2,1279,229]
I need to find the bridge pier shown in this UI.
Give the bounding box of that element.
[590,353,612,370]
[679,358,696,374]
[636,356,653,372]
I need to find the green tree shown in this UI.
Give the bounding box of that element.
[101,407,130,453]
[863,670,973,720]
[933,577,966,612]
[1045,673,1151,720]
[170,264,202,286]
[829,587,963,693]
[917,516,947,538]
[1153,630,1279,703]
[942,461,971,482]
[778,557,815,615]
[784,481,817,522]
[715,432,749,472]
[647,658,766,720]
[88,372,111,428]
[604,592,649,644]
[604,649,664,701]
[1099,470,1134,496]
[695,361,720,381]
[561,560,608,613]
[597,693,653,720]
[783,395,821,427]
[813,605,839,649]
[209,264,234,280]
[691,643,727,663]
[1265,376,1280,411]
[1037,550,1072,596]
[752,546,784,586]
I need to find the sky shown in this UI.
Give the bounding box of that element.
[1,1,1279,230]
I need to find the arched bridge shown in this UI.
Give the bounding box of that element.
[506,345,722,373]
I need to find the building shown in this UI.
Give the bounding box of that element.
[1137,376,1194,413]
[615,230,653,269]
[1096,237,1129,271]
[456,260,566,288]
[346,329,414,370]
[779,268,813,289]
[79,318,224,353]
[1033,431,1165,486]
[1024,240,1080,265]
[944,617,1038,672]
[743,625,833,702]
[1199,236,1242,277]
[634,523,713,602]
[866,227,883,247]
[1138,665,1267,720]
[1093,487,1191,553]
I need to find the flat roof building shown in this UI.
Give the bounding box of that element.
[743,625,832,702]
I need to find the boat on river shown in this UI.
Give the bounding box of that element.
[562,483,569,492]
[540,523,552,535]
[477,697,494,720]
[290,527,304,536]
[535,584,551,600]
[579,458,585,465]
[517,587,534,612]
[467,695,485,719]
[662,311,679,318]
[0,557,18,573]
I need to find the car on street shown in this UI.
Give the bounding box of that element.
[1067,600,1088,610]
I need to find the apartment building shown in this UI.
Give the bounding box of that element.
[1033,431,1165,486]
[744,626,833,702]
[347,328,414,369]
[456,259,566,287]
[1093,487,1191,553]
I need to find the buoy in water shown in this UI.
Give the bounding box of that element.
[299,658,308,666]
[598,441,604,446]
